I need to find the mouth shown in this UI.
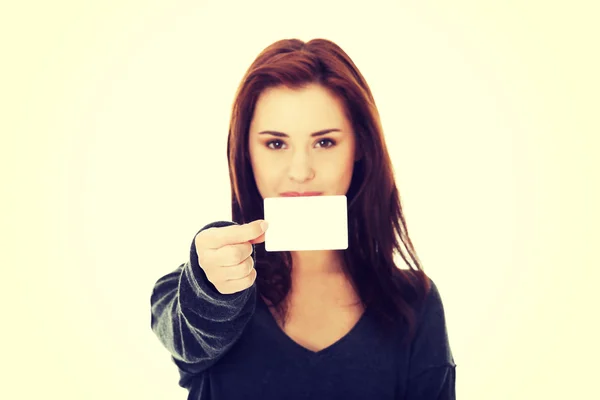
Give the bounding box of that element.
[279,192,323,197]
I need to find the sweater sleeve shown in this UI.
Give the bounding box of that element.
[404,279,456,400]
[150,221,257,388]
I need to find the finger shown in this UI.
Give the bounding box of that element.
[203,255,253,288]
[223,256,254,281]
[220,269,257,294]
[249,231,266,244]
[220,242,254,267]
[201,220,267,249]
[200,241,253,269]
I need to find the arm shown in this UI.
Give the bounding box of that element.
[404,279,456,400]
[150,221,257,388]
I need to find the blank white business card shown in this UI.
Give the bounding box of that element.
[264,195,348,252]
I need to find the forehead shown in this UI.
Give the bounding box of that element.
[250,84,351,132]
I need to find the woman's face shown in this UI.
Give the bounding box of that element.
[248,83,358,199]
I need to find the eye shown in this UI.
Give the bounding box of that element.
[266,140,285,150]
[317,138,336,148]
[265,138,336,150]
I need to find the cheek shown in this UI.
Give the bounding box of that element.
[338,158,356,186]
[249,145,266,174]
[252,159,279,185]
[333,152,355,174]
[318,160,353,187]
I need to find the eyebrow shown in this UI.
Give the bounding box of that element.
[258,128,341,138]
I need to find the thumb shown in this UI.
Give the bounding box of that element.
[248,220,268,244]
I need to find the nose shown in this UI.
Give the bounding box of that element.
[287,151,315,182]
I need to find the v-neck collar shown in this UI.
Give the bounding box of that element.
[256,294,370,358]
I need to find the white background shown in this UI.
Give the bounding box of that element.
[2,1,599,399]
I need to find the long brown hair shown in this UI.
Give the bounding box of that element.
[226,38,431,344]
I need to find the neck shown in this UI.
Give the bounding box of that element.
[290,250,345,278]
[287,250,360,308]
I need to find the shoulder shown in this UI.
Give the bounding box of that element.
[421,277,445,317]
[409,273,449,336]
[396,269,443,315]
[408,274,455,369]
[401,275,456,397]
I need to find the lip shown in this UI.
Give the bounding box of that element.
[280,192,323,197]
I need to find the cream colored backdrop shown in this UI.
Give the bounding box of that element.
[2,1,598,399]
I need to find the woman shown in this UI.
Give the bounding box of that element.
[151,38,456,399]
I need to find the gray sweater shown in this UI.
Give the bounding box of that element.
[151,221,456,399]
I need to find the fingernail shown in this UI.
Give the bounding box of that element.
[261,221,268,231]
